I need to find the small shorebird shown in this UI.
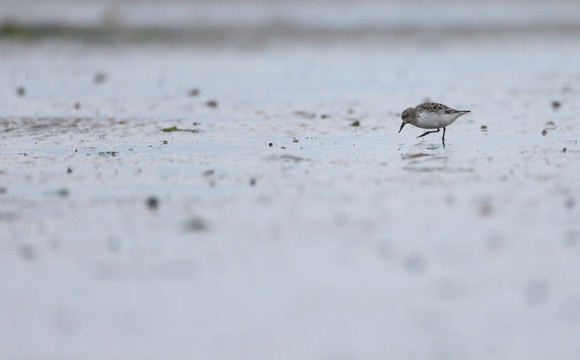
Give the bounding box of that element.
[398,102,470,141]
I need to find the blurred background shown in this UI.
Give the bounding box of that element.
[2,0,580,46]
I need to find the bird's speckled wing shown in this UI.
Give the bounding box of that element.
[417,102,463,114]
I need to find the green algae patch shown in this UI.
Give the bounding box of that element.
[160,126,202,133]
[0,22,34,39]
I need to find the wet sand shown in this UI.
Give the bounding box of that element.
[2,4,580,359]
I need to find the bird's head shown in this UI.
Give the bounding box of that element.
[398,107,414,133]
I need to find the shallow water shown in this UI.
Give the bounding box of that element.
[2,4,580,359]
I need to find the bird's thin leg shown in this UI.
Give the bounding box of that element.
[442,127,446,141]
[417,128,440,138]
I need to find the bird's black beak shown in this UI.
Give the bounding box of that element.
[398,122,406,133]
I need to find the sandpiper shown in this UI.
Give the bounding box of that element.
[398,102,470,141]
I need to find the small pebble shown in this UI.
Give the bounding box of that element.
[74,102,81,110]
[268,142,273,147]
[552,100,561,109]
[541,129,548,136]
[351,120,360,127]
[188,88,200,96]
[66,167,72,174]
[478,201,493,217]
[19,244,36,261]
[249,178,256,187]
[480,125,488,130]
[94,72,106,84]
[57,188,69,198]
[162,140,168,145]
[206,100,218,108]
[16,86,26,97]
[405,254,426,274]
[563,147,567,153]
[146,196,159,210]
[184,217,207,232]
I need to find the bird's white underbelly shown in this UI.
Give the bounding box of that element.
[416,113,460,129]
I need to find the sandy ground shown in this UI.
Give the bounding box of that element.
[2,3,580,359]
